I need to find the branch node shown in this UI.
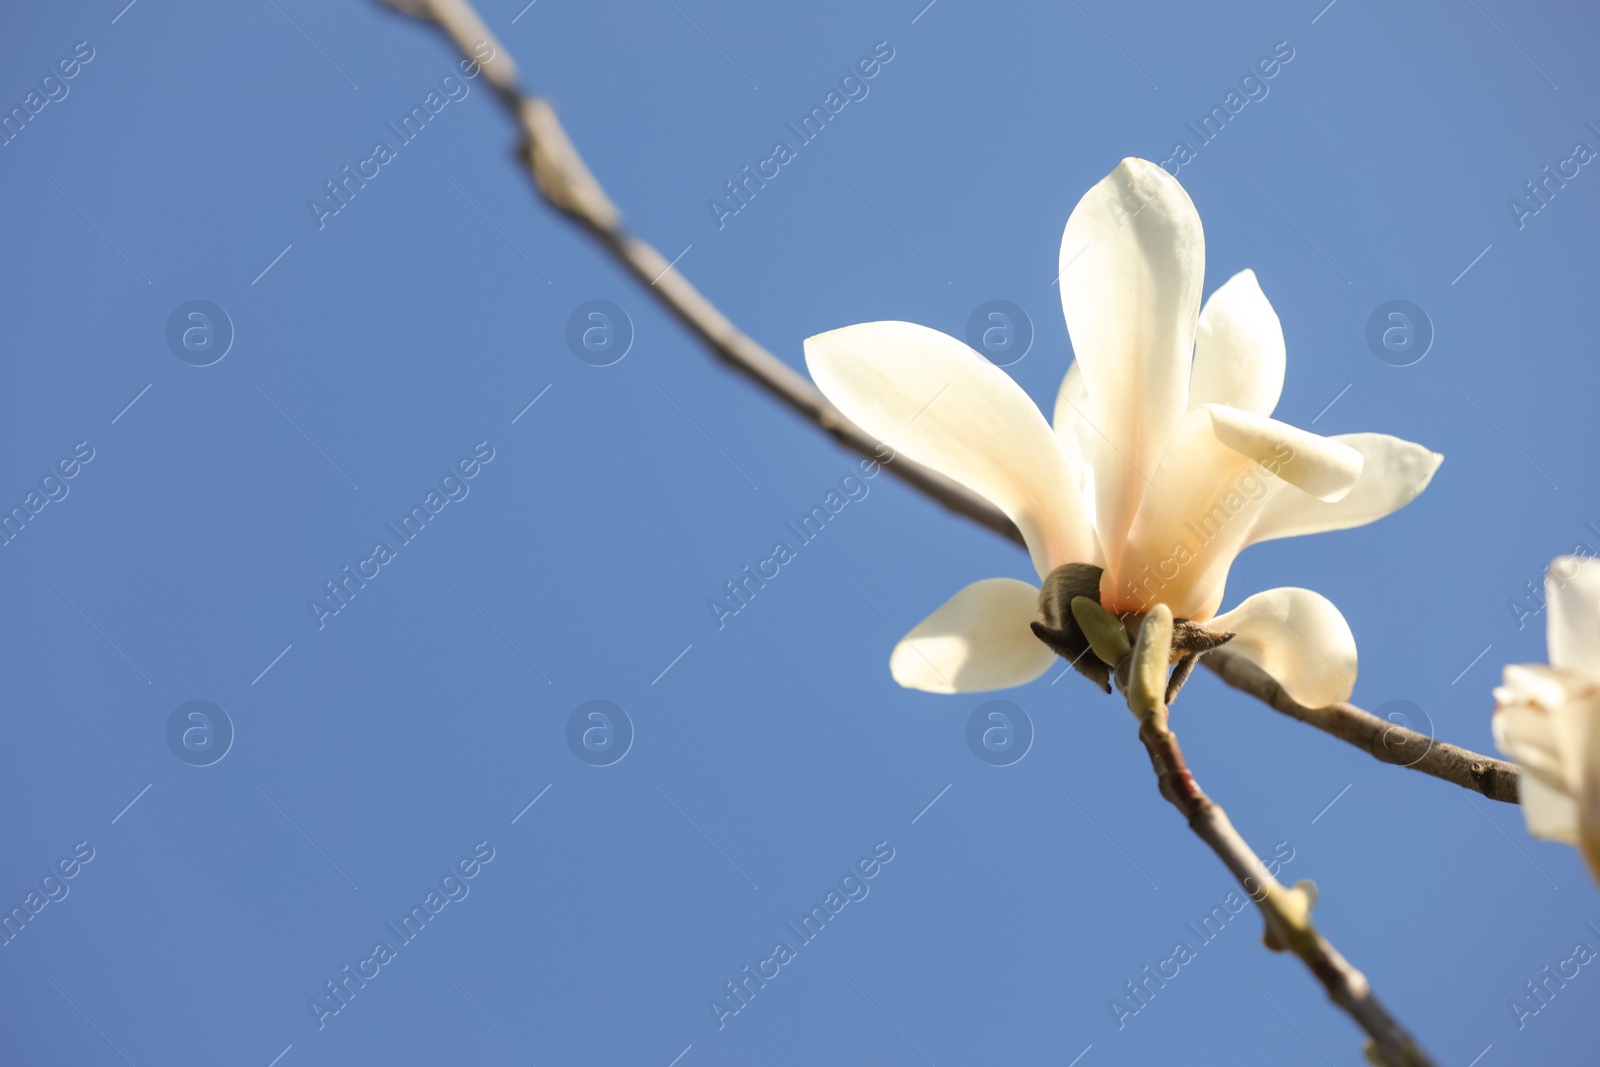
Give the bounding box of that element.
[520,99,621,230]
[1261,878,1319,954]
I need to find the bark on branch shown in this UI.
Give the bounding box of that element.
[376,0,1019,547]
[1119,606,1436,1067]
[372,0,1520,806]
[1138,714,1436,1065]
[1202,647,1521,803]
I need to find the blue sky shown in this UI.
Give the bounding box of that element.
[2,1,1598,1064]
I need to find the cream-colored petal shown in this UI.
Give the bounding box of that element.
[1494,663,1600,858]
[1059,158,1204,573]
[1050,361,1094,494]
[1519,771,1583,846]
[1208,588,1357,707]
[1249,434,1442,546]
[1188,270,1285,417]
[1104,406,1363,619]
[1494,663,1600,794]
[1204,405,1363,502]
[889,578,1057,694]
[1493,666,1582,791]
[1545,556,1600,677]
[806,321,1099,578]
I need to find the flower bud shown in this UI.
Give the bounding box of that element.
[1071,595,1131,669]
[1129,605,1173,719]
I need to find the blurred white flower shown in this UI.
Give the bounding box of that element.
[804,158,1440,707]
[1494,556,1600,882]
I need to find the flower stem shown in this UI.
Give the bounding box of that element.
[1138,714,1435,1065]
[1202,647,1519,802]
[1123,618,1438,1067]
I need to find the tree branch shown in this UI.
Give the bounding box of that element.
[375,0,1019,547]
[373,0,1520,806]
[1119,607,1436,1067]
[1141,717,1435,1065]
[1202,647,1521,803]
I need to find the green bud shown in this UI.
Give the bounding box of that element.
[1262,878,1320,953]
[1070,596,1130,668]
[1128,604,1173,719]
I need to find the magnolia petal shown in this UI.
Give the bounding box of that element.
[1050,361,1095,493]
[1520,771,1583,845]
[1494,663,1600,860]
[1249,433,1442,546]
[1494,663,1599,791]
[1208,588,1357,708]
[1546,556,1600,676]
[1204,405,1363,503]
[889,578,1057,694]
[805,322,1099,578]
[1059,158,1204,574]
[1106,407,1363,619]
[1494,667,1576,787]
[1105,410,1271,619]
[1188,270,1286,417]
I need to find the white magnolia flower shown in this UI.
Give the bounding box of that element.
[804,158,1441,708]
[1493,557,1600,881]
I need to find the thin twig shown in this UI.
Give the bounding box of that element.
[1120,608,1436,1067]
[370,0,1519,806]
[1140,718,1434,1065]
[374,0,1018,546]
[1201,647,1519,803]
